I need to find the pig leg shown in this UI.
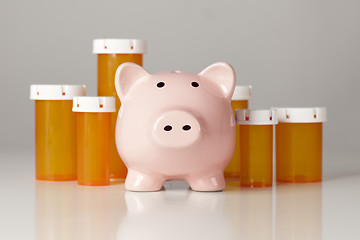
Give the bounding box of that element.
[187,171,225,192]
[125,169,165,192]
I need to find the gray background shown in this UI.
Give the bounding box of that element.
[1,0,359,153]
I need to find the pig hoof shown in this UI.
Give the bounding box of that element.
[125,170,164,192]
[188,174,225,192]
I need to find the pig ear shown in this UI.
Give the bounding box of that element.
[115,63,150,101]
[199,62,236,100]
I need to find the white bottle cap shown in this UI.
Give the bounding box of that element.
[30,85,86,100]
[72,96,116,113]
[93,39,147,54]
[236,109,278,125]
[232,85,252,100]
[274,107,327,123]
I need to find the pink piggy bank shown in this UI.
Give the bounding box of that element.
[115,62,236,191]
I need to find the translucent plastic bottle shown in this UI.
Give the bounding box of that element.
[30,85,86,181]
[225,85,252,181]
[275,107,327,183]
[93,39,146,179]
[236,109,277,187]
[73,97,116,186]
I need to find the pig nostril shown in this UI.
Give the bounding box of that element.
[157,82,165,88]
[164,125,172,131]
[191,82,199,87]
[182,125,191,131]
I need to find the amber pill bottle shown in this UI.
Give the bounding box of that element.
[275,107,327,183]
[225,85,252,181]
[73,96,116,186]
[93,39,146,179]
[30,85,86,181]
[236,109,277,187]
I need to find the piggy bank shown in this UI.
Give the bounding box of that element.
[115,62,236,191]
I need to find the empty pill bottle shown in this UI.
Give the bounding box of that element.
[225,85,252,181]
[236,109,277,187]
[30,85,86,181]
[275,107,327,183]
[73,96,116,186]
[93,39,146,179]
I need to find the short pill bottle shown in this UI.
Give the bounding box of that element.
[225,85,252,181]
[275,107,327,183]
[73,97,115,186]
[236,109,277,187]
[30,85,86,181]
[93,39,146,179]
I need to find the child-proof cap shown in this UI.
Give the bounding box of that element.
[72,97,116,113]
[93,39,147,54]
[274,107,327,123]
[232,85,252,100]
[30,85,86,100]
[236,109,277,125]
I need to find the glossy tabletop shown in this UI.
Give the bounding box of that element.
[0,150,359,240]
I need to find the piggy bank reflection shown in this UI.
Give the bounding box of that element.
[115,62,236,191]
[116,182,233,239]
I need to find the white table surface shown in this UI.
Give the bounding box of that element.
[0,150,359,240]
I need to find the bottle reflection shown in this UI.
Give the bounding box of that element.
[35,181,78,240]
[275,183,322,240]
[76,185,126,240]
[116,181,234,240]
[35,181,126,240]
[35,180,322,239]
[225,185,273,240]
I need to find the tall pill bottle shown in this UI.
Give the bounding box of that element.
[225,85,252,181]
[275,107,327,183]
[236,109,277,187]
[73,97,115,186]
[30,85,86,181]
[93,39,146,179]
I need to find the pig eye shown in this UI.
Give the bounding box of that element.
[157,82,165,88]
[191,82,199,88]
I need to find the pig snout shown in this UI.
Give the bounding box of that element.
[152,110,201,148]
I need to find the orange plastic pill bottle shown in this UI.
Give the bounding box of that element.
[236,109,277,187]
[275,107,327,183]
[73,97,116,186]
[30,85,86,181]
[93,39,146,179]
[225,85,252,181]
